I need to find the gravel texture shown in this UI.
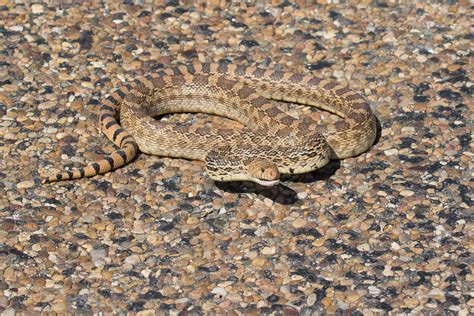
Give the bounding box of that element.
[0,1,472,314]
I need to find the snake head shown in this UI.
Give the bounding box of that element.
[204,130,331,186]
[204,145,280,186]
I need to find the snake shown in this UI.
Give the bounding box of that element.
[43,62,377,186]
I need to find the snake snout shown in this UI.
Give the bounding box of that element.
[247,158,280,186]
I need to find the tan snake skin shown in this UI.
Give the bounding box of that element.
[43,62,377,186]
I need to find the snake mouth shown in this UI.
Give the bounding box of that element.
[252,178,280,187]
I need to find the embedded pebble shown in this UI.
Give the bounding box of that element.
[1,308,16,316]
[297,191,308,199]
[400,190,415,197]
[429,288,446,302]
[31,4,45,14]
[124,254,141,265]
[261,246,276,255]
[292,217,307,229]
[307,293,317,306]
[384,149,398,156]
[211,287,227,297]
[17,180,35,189]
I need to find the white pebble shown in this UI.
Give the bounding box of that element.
[31,4,45,14]
[261,246,276,255]
[211,287,227,296]
[400,190,414,197]
[307,293,317,305]
[297,191,308,199]
[368,286,381,296]
[391,242,401,250]
[384,149,398,156]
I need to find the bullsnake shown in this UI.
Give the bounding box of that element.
[43,62,376,186]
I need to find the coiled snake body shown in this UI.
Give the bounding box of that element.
[43,62,376,186]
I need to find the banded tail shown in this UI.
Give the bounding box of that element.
[43,85,139,183]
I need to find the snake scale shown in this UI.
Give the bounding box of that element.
[43,62,377,186]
